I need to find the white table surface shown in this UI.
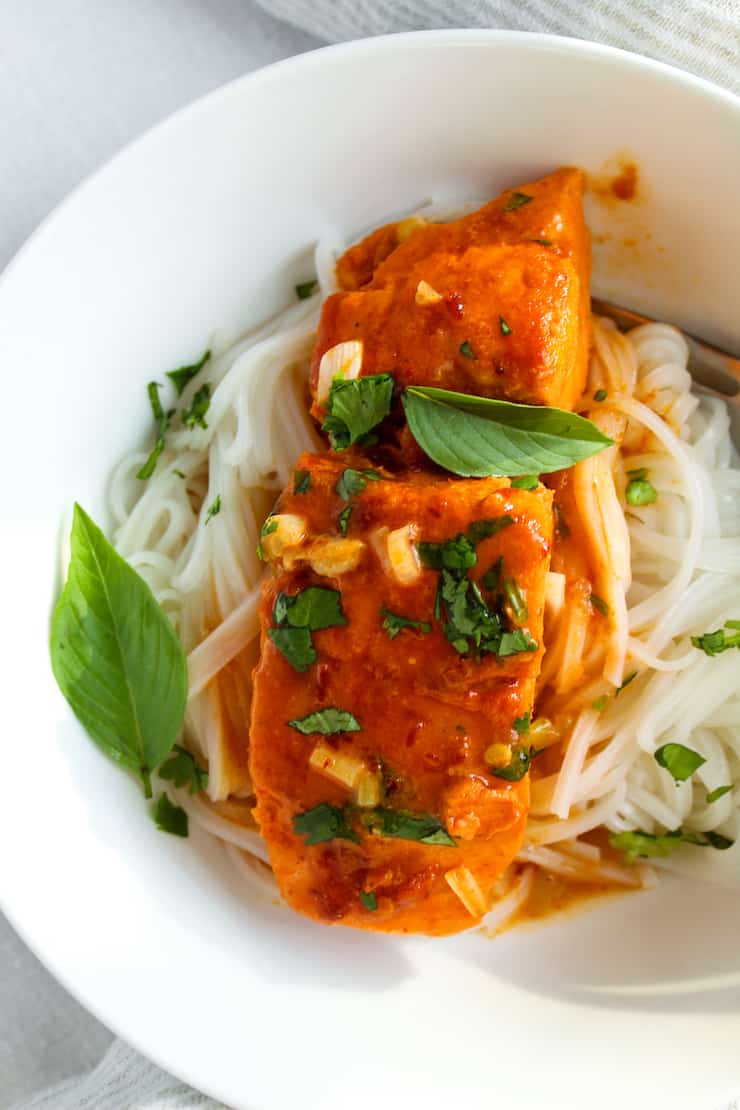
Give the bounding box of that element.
[0,3,318,1103]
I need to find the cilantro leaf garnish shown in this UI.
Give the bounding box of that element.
[182,383,211,429]
[204,494,221,524]
[267,627,317,672]
[626,477,657,506]
[322,373,394,450]
[466,516,514,543]
[159,744,209,794]
[338,505,353,535]
[295,279,319,300]
[513,712,531,735]
[418,535,477,572]
[366,808,456,846]
[335,467,381,500]
[137,381,170,480]
[590,593,609,617]
[288,708,361,735]
[153,793,189,837]
[459,340,477,360]
[499,316,512,336]
[293,803,359,845]
[381,607,432,640]
[490,743,533,781]
[654,743,706,782]
[706,785,733,804]
[269,587,347,671]
[610,827,735,863]
[360,891,377,911]
[293,469,311,494]
[692,621,740,656]
[165,349,211,397]
[503,192,533,211]
[510,475,538,490]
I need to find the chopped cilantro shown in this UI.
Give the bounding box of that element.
[322,373,394,450]
[335,467,381,500]
[510,475,538,490]
[153,793,188,837]
[692,621,740,656]
[593,388,607,403]
[166,349,211,397]
[654,743,706,782]
[706,785,733,804]
[293,803,359,845]
[365,808,456,846]
[288,708,361,735]
[617,671,638,695]
[503,192,533,211]
[137,381,170,480]
[626,477,657,506]
[267,627,317,672]
[466,516,514,543]
[338,505,353,535]
[459,340,477,360]
[592,695,609,712]
[293,469,311,494]
[182,383,211,429]
[499,316,512,336]
[381,607,431,640]
[590,593,609,617]
[610,827,735,863]
[531,237,553,246]
[159,744,208,794]
[491,744,533,781]
[204,494,221,524]
[503,578,528,624]
[418,535,477,572]
[295,279,319,300]
[513,712,531,735]
[360,890,377,911]
[174,469,186,479]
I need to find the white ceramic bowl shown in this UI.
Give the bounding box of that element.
[1,31,739,1110]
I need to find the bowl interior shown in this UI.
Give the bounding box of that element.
[1,31,739,1110]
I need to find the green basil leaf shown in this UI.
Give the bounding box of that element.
[335,467,381,500]
[369,807,455,846]
[402,386,613,477]
[268,626,317,671]
[360,890,377,911]
[153,793,189,837]
[293,803,359,845]
[322,373,394,449]
[50,505,188,797]
[293,469,311,494]
[381,607,431,640]
[510,475,538,490]
[706,785,733,804]
[166,349,211,397]
[295,279,319,300]
[288,708,361,735]
[654,743,706,782]
[182,383,211,429]
[159,744,209,794]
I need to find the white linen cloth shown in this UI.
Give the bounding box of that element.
[255,0,740,93]
[2,0,738,1107]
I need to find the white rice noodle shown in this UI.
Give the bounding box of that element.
[110,225,740,901]
[482,867,534,935]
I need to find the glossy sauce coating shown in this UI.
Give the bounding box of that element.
[249,453,553,934]
[311,168,590,415]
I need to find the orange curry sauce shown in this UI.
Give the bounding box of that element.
[248,169,600,935]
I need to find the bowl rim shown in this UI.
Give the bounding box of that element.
[2,27,739,1106]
